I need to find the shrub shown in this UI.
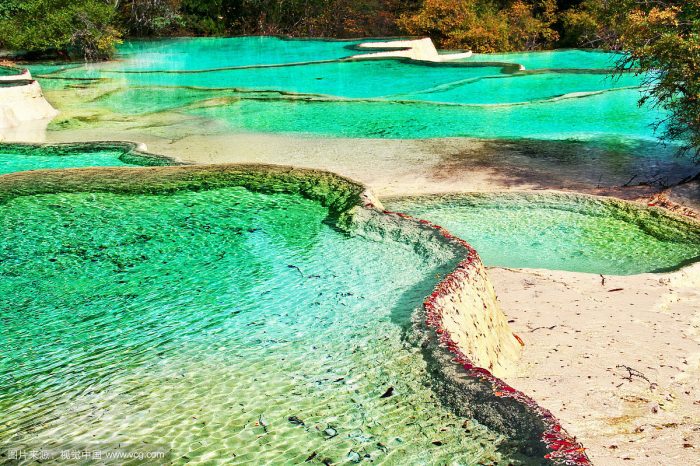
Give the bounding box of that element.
[118,0,183,36]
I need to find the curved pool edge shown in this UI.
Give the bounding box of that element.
[0,162,589,465]
[0,66,31,82]
[377,207,590,465]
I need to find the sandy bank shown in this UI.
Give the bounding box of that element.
[36,130,696,204]
[492,264,700,465]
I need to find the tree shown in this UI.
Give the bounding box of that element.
[617,1,700,160]
[0,0,121,60]
[397,0,559,52]
[558,0,629,48]
[564,1,700,160]
[117,0,182,35]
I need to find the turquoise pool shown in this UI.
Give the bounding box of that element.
[0,65,24,77]
[462,49,619,70]
[0,171,528,464]
[28,37,667,146]
[386,193,700,275]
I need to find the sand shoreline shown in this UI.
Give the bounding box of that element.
[38,130,696,197]
[5,129,700,464]
[493,264,700,465]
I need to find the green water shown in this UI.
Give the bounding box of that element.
[114,37,366,71]
[0,80,31,88]
[0,143,173,175]
[0,186,519,464]
[28,37,669,145]
[186,87,658,140]
[386,194,700,275]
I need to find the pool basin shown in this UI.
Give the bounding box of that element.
[385,192,700,275]
[0,164,588,464]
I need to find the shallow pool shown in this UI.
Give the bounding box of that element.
[462,49,619,70]
[0,183,521,464]
[386,193,700,275]
[0,143,173,175]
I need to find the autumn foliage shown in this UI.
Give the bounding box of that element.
[397,0,559,52]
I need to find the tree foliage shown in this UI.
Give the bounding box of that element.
[174,0,415,37]
[397,0,560,52]
[116,0,183,36]
[559,0,699,159]
[558,0,629,48]
[618,1,700,160]
[0,0,121,60]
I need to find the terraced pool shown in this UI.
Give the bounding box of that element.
[0,143,174,174]
[28,37,666,146]
[2,37,696,466]
[0,65,24,78]
[386,193,700,275]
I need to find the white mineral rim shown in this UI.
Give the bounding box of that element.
[0,79,58,137]
[354,37,473,62]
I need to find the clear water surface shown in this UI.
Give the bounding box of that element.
[28,37,667,144]
[0,186,516,464]
[0,144,173,175]
[386,194,700,275]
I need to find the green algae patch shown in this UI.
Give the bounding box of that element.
[386,192,700,275]
[0,164,367,227]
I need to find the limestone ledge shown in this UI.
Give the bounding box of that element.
[354,38,473,62]
[0,67,31,81]
[0,80,58,132]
